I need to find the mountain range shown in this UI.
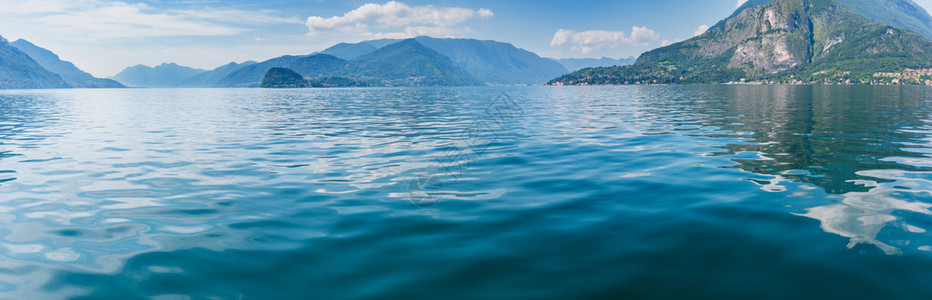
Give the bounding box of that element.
[550,0,932,85]
[109,36,570,88]
[261,39,481,87]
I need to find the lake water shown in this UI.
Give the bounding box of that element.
[1,86,931,298]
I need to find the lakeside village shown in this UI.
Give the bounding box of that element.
[758,68,932,85]
[550,68,932,86]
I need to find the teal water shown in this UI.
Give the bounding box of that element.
[0,86,931,298]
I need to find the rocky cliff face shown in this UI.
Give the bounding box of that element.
[724,2,810,73]
[551,0,932,85]
[639,0,817,75]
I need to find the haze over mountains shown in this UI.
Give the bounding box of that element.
[1,33,602,89]
[10,40,125,88]
[552,0,932,85]
[112,63,207,88]
[0,35,68,89]
[0,35,126,89]
[109,36,572,87]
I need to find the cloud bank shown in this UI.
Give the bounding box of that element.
[305,1,493,38]
[550,27,660,54]
[0,0,300,39]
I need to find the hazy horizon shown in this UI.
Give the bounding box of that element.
[10,0,919,77]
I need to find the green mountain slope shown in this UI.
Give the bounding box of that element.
[112,63,206,87]
[551,57,636,72]
[550,0,932,85]
[0,35,70,89]
[348,39,480,86]
[318,43,378,60]
[10,39,124,88]
[287,54,349,77]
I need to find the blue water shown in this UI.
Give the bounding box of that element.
[1,86,931,298]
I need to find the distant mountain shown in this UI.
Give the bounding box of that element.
[0,35,70,89]
[288,54,349,77]
[218,40,478,87]
[318,43,378,60]
[10,39,124,88]
[315,36,567,85]
[834,0,932,38]
[180,61,256,87]
[551,57,636,72]
[113,36,562,87]
[112,63,206,87]
[347,39,479,86]
[550,0,932,85]
[724,0,932,39]
[412,36,567,85]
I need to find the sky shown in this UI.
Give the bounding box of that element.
[2,0,931,77]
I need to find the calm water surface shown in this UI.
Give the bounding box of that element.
[1,86,931,298]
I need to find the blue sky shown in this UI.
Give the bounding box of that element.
[2,0,931,77]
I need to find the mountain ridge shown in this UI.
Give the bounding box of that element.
[347,39,480,86]
[164,36,565,87]
[11,39,124,88]
[112,63,207,87]
[0,35,70,89]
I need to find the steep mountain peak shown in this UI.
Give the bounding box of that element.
[713,0,932,39]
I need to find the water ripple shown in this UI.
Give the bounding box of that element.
[1,86,932,298]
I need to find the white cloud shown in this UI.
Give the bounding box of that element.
[550,27,659,54]
[736,0,749,9]
[367,26,459,39]
[305,1,492,38]
[0,0,300,39]
[629,26,660,44]
[477,8,494,19]
[694,25,710,36]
